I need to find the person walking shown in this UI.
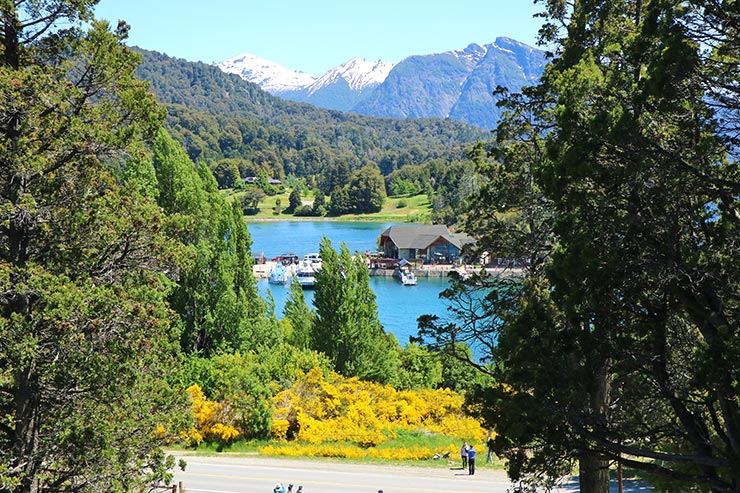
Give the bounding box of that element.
[467,444,476,475]
[460,441,468,469]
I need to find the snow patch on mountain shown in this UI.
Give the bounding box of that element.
[307,58,395,95]
[216,53,317,93]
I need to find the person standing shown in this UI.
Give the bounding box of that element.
[467,444,476,475]
[486,428,495,463]
[460,441,468,469]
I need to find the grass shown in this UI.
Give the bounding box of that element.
[223,188,432,223]
[169,431,507,470]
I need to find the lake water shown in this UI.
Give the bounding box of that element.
[248,221,454,345]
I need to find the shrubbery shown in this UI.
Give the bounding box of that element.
[182,366,490,459]
[269,369,487,452]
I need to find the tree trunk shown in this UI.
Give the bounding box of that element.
[12,364,41,493]
[579,452,610,493]
[581,337,612,493]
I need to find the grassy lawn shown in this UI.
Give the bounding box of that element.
[168,431,506,470]
[224,188,432,223]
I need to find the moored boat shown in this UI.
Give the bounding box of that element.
[295,261,317,289]
[268,262,289,285]
[398,270,418,286]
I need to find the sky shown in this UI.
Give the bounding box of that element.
[94,0,544,76]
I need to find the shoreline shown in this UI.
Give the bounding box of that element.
[254,260,521,280]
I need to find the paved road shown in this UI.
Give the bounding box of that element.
[170,456,652,493]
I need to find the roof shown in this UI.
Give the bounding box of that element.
[380,225,468,250]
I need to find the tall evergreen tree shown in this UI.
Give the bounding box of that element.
[0,3,187,491]
[152,130,272,356]
[311,238,397,383]
[286,188,302,214]
[423,2,740,491]
[283,277,314,349]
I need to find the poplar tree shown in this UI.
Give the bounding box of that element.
[312,238,397,383]
[151,130,272,356]
[283,277,314,349]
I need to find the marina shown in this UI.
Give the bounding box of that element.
[248,221,457,342]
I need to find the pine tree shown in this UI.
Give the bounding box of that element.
[423,2,740,491]
[0,3,186,491]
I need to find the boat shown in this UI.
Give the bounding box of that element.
[268,262,289,285]
[303,253,321,267]
[397,269,418,286]
[295,261,317,289]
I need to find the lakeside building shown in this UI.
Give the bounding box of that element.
[378,225,475,264]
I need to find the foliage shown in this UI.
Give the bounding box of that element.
[270,369,487,449]
[286,188,302,214]
[429,159,478,225]
[189,353,274,440]
[312,239,399,383]
[153,131,274,356]
[182,384,241,446]
[311,189,327,216]
[0,4,187,492]
[395,343,443,391]
[419,1,740,492]
[282,278,315,349]
[347,165,386,213]
[211,158,242,189]
[240,187,266,214]
[390,178,422,198]
[259,442,445,461]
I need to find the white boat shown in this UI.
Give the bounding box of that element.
[397,269,418,286]
[303,253,321,265]
[295,261,317,289]
[268,262,290,285]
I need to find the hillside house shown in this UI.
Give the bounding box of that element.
[378,225,474,264]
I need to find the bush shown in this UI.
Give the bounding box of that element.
[271,368,487,447]
[293,205,317,217]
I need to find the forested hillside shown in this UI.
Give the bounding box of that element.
[136,49,489,180]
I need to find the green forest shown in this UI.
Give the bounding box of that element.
[2,1,740,493]
[134,48,489,223]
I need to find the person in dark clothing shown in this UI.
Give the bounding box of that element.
[460,441,468,469]
[467,444,476,475]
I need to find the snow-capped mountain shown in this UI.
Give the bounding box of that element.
[216,54,396,111]
[301,58,396,111]
[306,58,394,95]
[216,53,316,93]
[216,37,546,129]
[354,37,547,129]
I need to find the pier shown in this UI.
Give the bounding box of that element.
[254,260,512,280]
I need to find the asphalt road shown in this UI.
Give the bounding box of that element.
[170,455,653,493]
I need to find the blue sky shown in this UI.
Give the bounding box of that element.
[94,1,544,76]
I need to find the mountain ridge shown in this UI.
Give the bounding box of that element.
[217,37,546,129]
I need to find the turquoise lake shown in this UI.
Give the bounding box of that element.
[247,221,454,345]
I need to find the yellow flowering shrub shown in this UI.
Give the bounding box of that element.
[271,419,290,440]
[182,384,240,445]
[267,368,490,458]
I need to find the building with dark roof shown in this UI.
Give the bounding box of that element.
[378,225,474,263]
